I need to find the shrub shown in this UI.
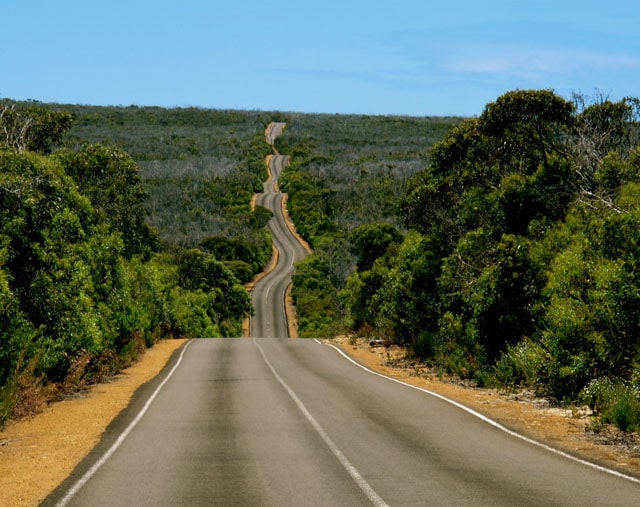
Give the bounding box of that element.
[411,331,438,360]
[581,377,640,432]
[494,339,547,388]
[166,287,219,338]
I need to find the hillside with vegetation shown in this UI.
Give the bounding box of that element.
[276,90,640,433]
[3,91,640,436]
[0,101,278,424]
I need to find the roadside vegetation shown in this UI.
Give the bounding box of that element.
[275,114,462,336]
[3,91,640,434]
[0,101,275,425]
[304,91,640,433]
[273,92,640,433]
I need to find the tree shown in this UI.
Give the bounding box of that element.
[0,237,35,389]
[176,248,252,330]
[349,222,403,271]
[479,89,574,172]
[571,93,640,175]
[570,95,640,210]
[0,102,72,153]
[56,144,157,258]
[402,90,576,243]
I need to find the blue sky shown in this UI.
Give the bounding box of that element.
[2,0,639,116]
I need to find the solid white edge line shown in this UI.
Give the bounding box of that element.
[319,340,640,486]
[56,339,195,506]
[254,338,389,507]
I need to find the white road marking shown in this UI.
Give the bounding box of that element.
[254,338,389,507]
[55,340,195,506]
[320,340,640,486]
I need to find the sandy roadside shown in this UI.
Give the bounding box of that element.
[3,335,640,506]
[0,339,187,507]
[328,336,640,480]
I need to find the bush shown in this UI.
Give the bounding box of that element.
[581,377,640,432]
[166,287,219,338]
[411,331,438,359]
[494,339,547,388]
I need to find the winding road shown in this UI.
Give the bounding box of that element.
[250,133,308,337]
[44,124,640,506]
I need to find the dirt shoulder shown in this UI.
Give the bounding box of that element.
[0,339,187,507]
[328,336,640,480]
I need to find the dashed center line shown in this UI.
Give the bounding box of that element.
[253,338,389,507]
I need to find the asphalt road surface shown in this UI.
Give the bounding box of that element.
[44,124,640,505]
[250,152,307,338]
[265,122,287,146]
[45,338,640,506]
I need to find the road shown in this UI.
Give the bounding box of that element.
[265,121,286,146]
[44,338,640,506]
[44,124,640,506]
[250,150,307,338]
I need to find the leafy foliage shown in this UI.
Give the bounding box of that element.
[0,102,273,424]
[336,90,640,431]
[1,100,72,153]
[349,222,403,272]
[56,144,156,258]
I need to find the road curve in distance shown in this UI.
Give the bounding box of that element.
[266,121,286,146]
[251,152,307,337]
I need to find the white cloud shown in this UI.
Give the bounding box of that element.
[443,44,640,80]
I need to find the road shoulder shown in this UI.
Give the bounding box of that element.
[0,339,187,507]
[328,335,640,480]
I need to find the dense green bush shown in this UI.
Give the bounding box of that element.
[493,339,547,388]
[0,102,270,424]
[338,90,640,430]
[291,252,345,337]
[581,378,640,432]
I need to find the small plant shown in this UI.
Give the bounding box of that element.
[494,339,546,388]
[581,377,640,432]
[411,331,438,360]
[581,377,616,413]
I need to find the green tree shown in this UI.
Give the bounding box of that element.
[349,222,403,271]
[571,94,640,175]
[292,253,343,337]
[0,237,35,387]
[341,267,386,332]
[0,102,72,153]
[56,144,157,258]
[402,90,575,240]
[176,248,252,331]
[480,89,574,172]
